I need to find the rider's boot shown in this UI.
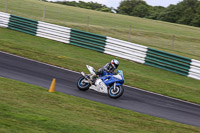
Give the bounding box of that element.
[90,73,97,85]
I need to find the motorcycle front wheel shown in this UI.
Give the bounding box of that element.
[77,76,91,91]
[108,85,124,99]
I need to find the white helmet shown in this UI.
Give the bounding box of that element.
[111,59,119,69]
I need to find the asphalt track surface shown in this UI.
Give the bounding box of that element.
[0,51,200,127]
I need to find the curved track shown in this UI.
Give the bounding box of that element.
[0,51,200,127]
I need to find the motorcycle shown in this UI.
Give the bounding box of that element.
[77,65,124,99]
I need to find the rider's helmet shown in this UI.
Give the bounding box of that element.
[111,59,119,69]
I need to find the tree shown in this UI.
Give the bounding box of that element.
[158,5,181,23]
[54,1,114,13]
[117,0,150,17]
[157,0,200,27]
[147,6,165,20]
[177,7,195,25]
[131,4,150,17]
[190,14,200,27]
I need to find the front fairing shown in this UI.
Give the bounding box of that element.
[100,70,124,86]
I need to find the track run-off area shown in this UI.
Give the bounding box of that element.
[0,51,200,127]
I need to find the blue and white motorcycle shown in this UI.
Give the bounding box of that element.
[77,65,124,99]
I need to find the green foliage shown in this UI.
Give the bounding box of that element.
[131,4,150,17]
[157,0,200,26]
[117,0,150,17]
[147,6,165,20]
[54,0,113,13]
[158,5,180,23]
[191,14,200,27]
[118,0,200,27]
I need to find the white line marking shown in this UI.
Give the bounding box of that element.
[1,51,200,107]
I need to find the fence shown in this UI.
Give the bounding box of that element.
[0,12,200,80]
[105,37,148,64]
[145,48,191,76]
[0,11,9,27]
[8,14,38,35]
[37,21,71,44]
[189,60,200,80]
[70,29,106,52]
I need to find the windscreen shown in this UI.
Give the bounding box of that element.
[117,70,123,77]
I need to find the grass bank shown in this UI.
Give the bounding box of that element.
[0,0,199,60]
[0,28,200,104]
[0,77,200,133]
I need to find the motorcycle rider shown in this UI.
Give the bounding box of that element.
[91,59,119,84]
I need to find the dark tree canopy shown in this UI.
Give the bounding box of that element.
[117,0,150,17]
[53,1,114,13]
[117,0,200,27]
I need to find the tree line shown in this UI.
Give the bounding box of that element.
[117,0,200,27]
[52,1,114,13]
[46,0,200,27]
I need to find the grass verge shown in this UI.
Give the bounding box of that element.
[0,77,200,133]
[0,28,200,104]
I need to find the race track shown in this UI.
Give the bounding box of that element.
[0,51,200,127]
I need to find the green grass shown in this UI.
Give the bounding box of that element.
[0,0,200,60]
[0,28,200,104]
[0,77,200,133]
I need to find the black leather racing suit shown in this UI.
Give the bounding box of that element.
[96,62,115,76]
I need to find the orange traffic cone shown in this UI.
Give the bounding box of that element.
[49,78,56,92]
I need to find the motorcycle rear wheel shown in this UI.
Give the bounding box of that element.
[108,85,124,99]
[77,76,91,91]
